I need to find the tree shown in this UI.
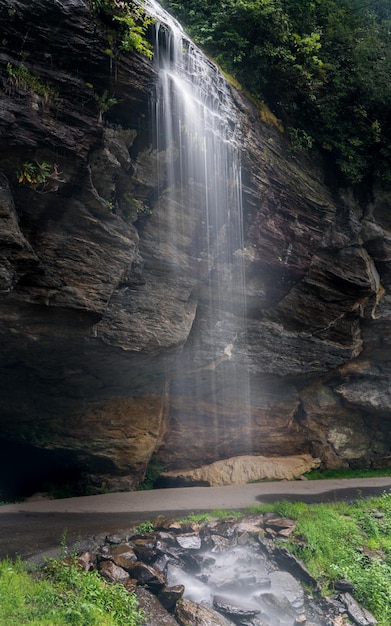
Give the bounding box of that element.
[162,0,391,183]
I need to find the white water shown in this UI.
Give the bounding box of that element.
[143,0,251,456]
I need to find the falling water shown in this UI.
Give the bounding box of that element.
[143,0,251,464]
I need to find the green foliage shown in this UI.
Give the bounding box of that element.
[162,0,391,183]
[135,520,155,533]
[95,90,118,122]
[17,161,52,186]
[16,161,63,193]
[179,509,243,524]
[122,196,153,223]
[136,458,165,490]
[0,557,144,625]
[114,8,154,59]
[306,467,391,480]
[91,0,153,59]
[6,62,58,102]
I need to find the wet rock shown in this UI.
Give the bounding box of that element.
[332,579,355,593]
[153,553,172,574]
[133,544,160,564]
[106,534,128,545]
[339,593,378,626]
[154,517,183,532]
[273,547,321,591]
[234,516,264,536]
[156,531,181,549]
[262,514,297,535]
[158,585,185,611]
[269,571,305,611]
[208,535,236,553]
[258,591,297,622]
[98,560,130,585]
[176,533,202,550]
[126,561,166,591]
[176,596,236,626]
[110,544,138,569]
[68,517,378,626]
[265,528,278,540]
[135,587,180,626]
[213,594,261,620]
[76,551,94,571]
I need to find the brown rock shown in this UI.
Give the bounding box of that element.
[158,585,185,611]
[98,560,130,585]
[176,597,235,626]
[160,454,320,487]
[135,587,180,626]
[126,562,166,591]
[110,545,138,569]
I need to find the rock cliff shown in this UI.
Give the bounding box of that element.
[0,0,390,497]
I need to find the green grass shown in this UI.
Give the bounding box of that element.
[0,557,144,626]
[305,467,391,480]
[178,508,243,524]
[246,493,391,625]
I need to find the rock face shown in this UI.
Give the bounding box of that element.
[0,0,390,496]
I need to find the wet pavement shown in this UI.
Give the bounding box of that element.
[1,477,391,561]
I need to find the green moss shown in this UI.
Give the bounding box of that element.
[6,62,58,102]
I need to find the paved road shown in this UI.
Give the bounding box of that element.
[1,478,391,561]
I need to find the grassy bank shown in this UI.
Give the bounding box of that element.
[0,556,143,626]
[247,493,391,625]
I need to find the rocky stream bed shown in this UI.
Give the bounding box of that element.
[70,513,378,626]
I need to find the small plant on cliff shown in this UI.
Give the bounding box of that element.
[6,62,58,103]
[113,5,154,59]
[91,0,153,60]
[16,161,64,193]
[95,90,118,122]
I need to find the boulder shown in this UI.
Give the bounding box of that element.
[176,597,236,626]
[160,454,321,486]
[339,593,378,626]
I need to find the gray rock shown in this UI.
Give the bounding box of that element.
[176,534,202,550]
[98,560,130,584]
[340,593,378,626]
[176,597,236,626]
[158,585,185,611]
[213,594,260,619]
[135,587,180,626]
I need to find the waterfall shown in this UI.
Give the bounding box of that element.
[142,0,251,465]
